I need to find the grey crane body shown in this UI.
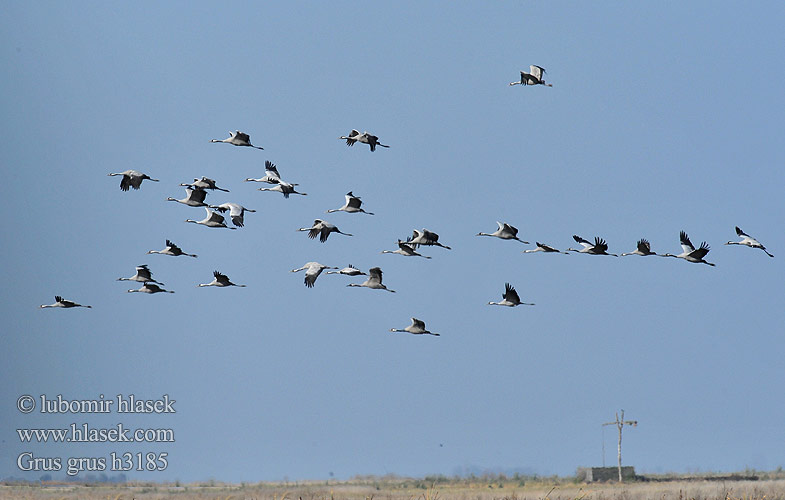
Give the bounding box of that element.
[40,296,92,309]
[107,170,159,191]
[347,267,395,292]
[209,202,256,227]
[567,235,618,256]
[663,231,715,266]
[409,229,451,250]
[390,318,439,336]
[291,262,337,288]
[117,264,164,285]
[523,242,568,254]
[258,181,306,198]
[339,130,389,152]
[211,130,263,149]
[477,221,529,243]
[185,207,237,229]
[198,271,246,288]
[167,187,209,207]
[298,219,352,242]
[510,65,552,87]
[327,191,374,215]
[147,240,197,258]
[621,239,661,257]
[726,226,773,257]
[245,160,299,186]
[181,177,229,192]
[127,283,173,294]
[325,265,366,276]
[488,283,534,307]
[381,239,432,258]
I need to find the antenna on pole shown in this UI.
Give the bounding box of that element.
[601,424,606,467]
[602,409,637,482]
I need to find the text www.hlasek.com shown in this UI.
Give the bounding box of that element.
[17,424,174,443]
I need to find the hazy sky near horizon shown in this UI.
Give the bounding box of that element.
[2,1,784,483]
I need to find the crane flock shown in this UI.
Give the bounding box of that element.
[44,66,775,343]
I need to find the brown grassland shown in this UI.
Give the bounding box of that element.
[2,472,785,500]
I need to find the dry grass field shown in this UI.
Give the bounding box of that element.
[2,474,784,500]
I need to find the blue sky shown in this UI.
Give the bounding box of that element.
[2,1,784,482]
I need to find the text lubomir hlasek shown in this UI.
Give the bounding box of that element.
[38,394,175,414]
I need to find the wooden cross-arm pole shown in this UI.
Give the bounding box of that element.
[602,410,637,482]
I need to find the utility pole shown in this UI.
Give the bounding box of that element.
[602,409,637,482]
